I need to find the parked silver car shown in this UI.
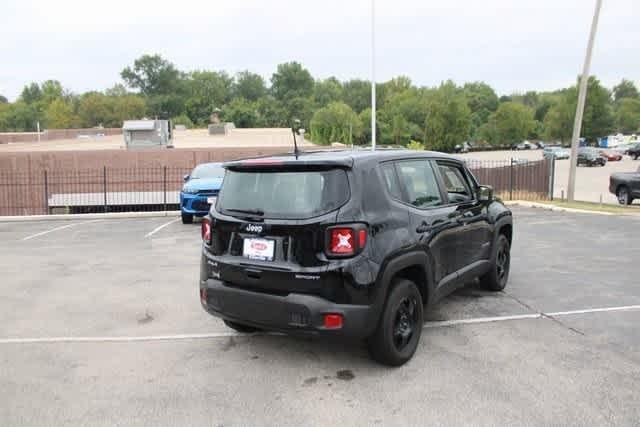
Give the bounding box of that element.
[543,146,570,160]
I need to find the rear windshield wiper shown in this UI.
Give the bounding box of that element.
[224,208,265,216]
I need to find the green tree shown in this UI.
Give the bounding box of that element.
[342,79,371,113]
[0,95,7,104]
[282,96,315,129]
[224,98,259,128]
[581,76,614,141]
[105,83,128,97]
[612,79,639,104]
[171,114,194,129]
[270,62,314,101]
[20,83,42,104]
[543,77,614,143]
[184,71,233,124]
[310,102,360,145]
[255,96,287,127]
[615,98,640,134]
[111,95,146,126]
[77,92,112,127]
[357,108,372,145]
[313,77,343,106]
[40,80,64,104]
[544,94,574,143]
[489,102,536,145]
[423,82,471,151]
[463,82,499,137]
[378,88,424,145]
[45,99,76,128]
[121,54,182,96]
[233,71,266,102]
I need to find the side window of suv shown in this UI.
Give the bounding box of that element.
[395,160,443,208]
[437,163,473,204]
[380,163,403,200]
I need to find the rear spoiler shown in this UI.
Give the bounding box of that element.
[223,157,354,171]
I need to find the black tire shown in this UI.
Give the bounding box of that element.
[634,154,639,160]
[224,320,261,333]
[367,279,423,366]
[181,213,193,224]
[480,234,511,291]
[617,186,632,205]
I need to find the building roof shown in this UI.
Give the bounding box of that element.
[123,120,156,131]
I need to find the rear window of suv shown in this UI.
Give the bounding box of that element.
[217,168,350,219]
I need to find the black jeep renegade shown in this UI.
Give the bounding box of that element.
[199,149,513,366]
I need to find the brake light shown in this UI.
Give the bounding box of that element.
[327,225,367,257]
[358,229,367,248]
[240,159,284,166]
[330,228,355,254]
[201,218,211,242]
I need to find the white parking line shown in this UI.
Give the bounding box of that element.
[546,304,640,317]
[1,304,639,345]
[144,218,180,238]
[423,313,542,328]
[21,220,103,241]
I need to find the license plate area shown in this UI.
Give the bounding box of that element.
[242,238,275,262]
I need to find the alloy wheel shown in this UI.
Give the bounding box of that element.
[496,241,510,284]
[392,296,418,351]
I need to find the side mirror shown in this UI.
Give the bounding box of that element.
[183,174,190,182]
[478,185,493,202]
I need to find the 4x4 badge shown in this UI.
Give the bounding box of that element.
[245,224,263,234]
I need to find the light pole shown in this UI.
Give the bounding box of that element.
[371,0,376,150]
[567,0,603,201]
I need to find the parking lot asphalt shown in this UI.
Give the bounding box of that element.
[1,207,640,426]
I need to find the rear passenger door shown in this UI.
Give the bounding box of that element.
[434,161,492,273]
[391,159,462,285]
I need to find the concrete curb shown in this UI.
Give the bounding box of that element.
[505,200,618,216]
[0,211,181,222]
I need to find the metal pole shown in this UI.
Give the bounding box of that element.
[567,0,603,202]
[549,157,556,201]
[103,166,107,213]
[509,158,514,201]
[44,170,49,214]
[163,166,167,212]
[37,121,41,143]
[370,0,376,151]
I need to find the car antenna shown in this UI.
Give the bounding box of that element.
[291,118,302,160]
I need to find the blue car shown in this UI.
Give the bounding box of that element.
[180,162,225,223]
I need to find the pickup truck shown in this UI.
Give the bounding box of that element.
[610,166,640,205]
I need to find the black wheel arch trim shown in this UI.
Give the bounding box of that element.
[373,251,435,312]
[490,216,513,263]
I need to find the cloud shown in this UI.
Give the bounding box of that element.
[0,0,638,100]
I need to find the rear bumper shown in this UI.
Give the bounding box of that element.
[200,278,377,339]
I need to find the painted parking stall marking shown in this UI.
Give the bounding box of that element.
[21,219,103,241]
[2,304,639,345]
[145,217,181,238]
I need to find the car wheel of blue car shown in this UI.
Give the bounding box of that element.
[181,213,194,224]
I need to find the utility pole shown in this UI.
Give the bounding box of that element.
[371,0,376,150]
[567,0,603,201]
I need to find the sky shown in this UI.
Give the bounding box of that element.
[1,0,638,101]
